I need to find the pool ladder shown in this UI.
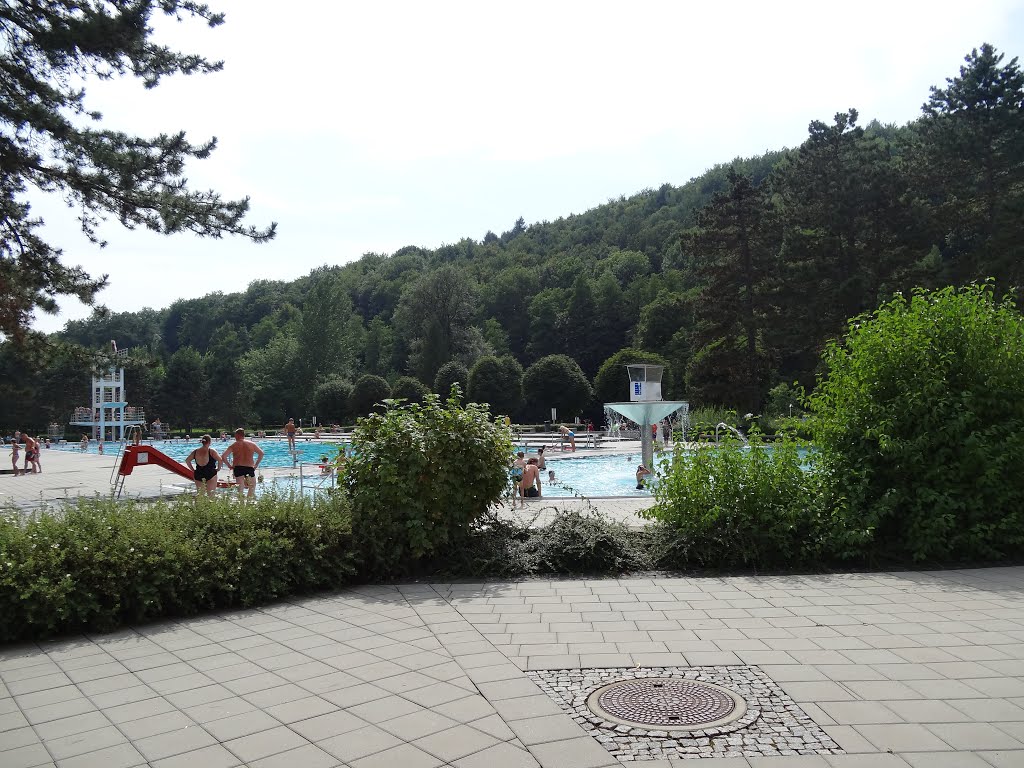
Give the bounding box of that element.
[110,425,145,497]
[298,463,337,494]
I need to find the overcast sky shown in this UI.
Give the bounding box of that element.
[29,0,1024,334]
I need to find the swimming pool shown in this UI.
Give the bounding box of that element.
[534,453,655,497]
[58,438,655,497]
[244,452,657,499]
[56,439,345,468]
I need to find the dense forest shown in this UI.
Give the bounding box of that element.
[2,44,1022,433]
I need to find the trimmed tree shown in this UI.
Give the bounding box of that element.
[391,376,430,405]
[433,361,469,400]
[468,355,523,417]
[313,379,352,424]
[522,355,592,421]
[349,375,392,418]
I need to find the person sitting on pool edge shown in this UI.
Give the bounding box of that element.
[636,464,652,490]
[520,457,542,503]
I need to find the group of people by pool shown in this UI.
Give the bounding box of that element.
[6,431,46,476]
[509,443,655,504]
[183,428,266,499]
[510,447,553,507]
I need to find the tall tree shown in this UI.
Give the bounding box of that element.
[525,288,569,361]
[393,266,478,384]
[202,322,247,427]
[0,1,275,338]
[237,335,301,425]
[913,44,1024,284]
[684,168,777,410]
[297,269,357,386]
[363,316,394,376]
[564,275,602,378]
[159,347,205,430]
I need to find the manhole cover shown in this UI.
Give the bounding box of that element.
[586,678,747,731]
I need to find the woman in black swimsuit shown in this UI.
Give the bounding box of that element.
[186,435,221,497]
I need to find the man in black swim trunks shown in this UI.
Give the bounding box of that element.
[221,428,264,501]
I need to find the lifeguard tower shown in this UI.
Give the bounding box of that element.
[604,364,688,470]
[70,341,146,441]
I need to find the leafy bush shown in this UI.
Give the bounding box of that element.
[808,283,1024,562]
[765,382,802,417]
[686,406,740,441]
[520,511,644,575]
[0,492,356,642]
[436,516,530,579]
[346,390,513,576]
[640,437,832,569]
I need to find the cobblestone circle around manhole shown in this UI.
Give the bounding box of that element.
[586,678,747,731]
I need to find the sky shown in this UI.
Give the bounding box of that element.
[28,0,1024,334]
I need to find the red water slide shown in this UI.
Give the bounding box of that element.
[117,444,195,481]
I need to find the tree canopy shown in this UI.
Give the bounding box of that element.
[0,1,274,339]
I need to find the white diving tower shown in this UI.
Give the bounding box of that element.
[69,341,146,441]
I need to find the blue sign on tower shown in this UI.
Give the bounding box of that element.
[633,382,642,396]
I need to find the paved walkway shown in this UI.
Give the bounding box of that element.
[2,567,1023,767]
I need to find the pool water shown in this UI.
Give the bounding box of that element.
[533,454,655,497]
[251,453,656,499]
[58,439,656,498]
[55,439,345,468]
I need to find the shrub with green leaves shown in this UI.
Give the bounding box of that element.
[346,389,513,576]
[640,437,831,569]
[520,511,644,575]
[0,491,356,642]
[808,283,1024,562]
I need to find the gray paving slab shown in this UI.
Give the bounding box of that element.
[413,724,501,762]
[315,723,402,763]
[149,743,241,768]
[452,741,541,767]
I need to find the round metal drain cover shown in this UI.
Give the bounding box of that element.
[586,678,747,731]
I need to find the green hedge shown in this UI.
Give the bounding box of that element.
[0,492,355,642]
[640,437,837,569]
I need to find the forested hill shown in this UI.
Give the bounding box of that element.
[3,43,1022,431]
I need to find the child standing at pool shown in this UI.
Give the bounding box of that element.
[511,451,526,506]
[10,431,21,477]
